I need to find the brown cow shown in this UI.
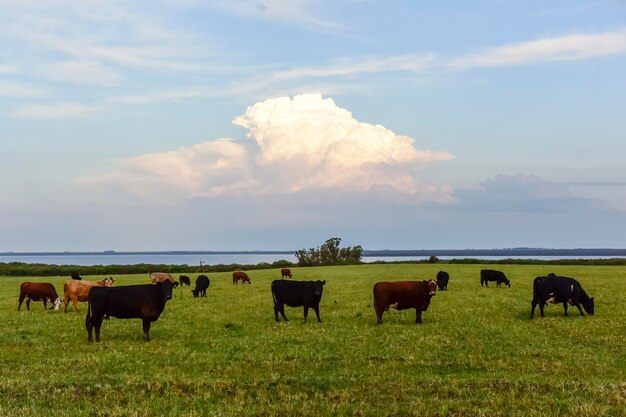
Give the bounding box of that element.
[232,271,251,284]
[150,272,175,284]
[281,268,293,279]
[18,282,62,311]
[373,280,437,324]
[64,277,115,312]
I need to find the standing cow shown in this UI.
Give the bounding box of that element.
[64,277,115,312]
[179,275,191,287]
[192,275,210,298]
[271,280,326,322]
[233,271,251,284]
[436,271,449,291]
[480,269,511,288]
[18,282,62,311]
[281,268,293,279]
[150,272,175,283]
[86,280,177,342]
[373,280,437,324]
[531,274,595,318]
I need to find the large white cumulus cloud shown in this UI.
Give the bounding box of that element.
[79,94,454,202]
[233,94,454,194]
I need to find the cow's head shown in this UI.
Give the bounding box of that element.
[158,280,176,301]
[102,277,115,286]
[51,297,62,310]
[504,278,511,288]
[582,297,595,315]
[427,280,437,296]
[312,280,326,297]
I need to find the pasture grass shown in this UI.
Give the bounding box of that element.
[0,264,624,416]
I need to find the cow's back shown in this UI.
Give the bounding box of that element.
[272,280,315,306]
[374,281,422,309]
[21,282,58,300]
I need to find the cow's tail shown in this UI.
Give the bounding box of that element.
[85,296,92,327]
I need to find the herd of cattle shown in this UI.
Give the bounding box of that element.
[16,267,595,342]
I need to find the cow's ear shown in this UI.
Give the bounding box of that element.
[322,280,326,285]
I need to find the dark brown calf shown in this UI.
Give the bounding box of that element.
[232,271,251,284]
[373,280,437,324]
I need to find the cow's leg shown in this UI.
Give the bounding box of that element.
[279,303,288,321]
[94,318,103,342]
[142,319,151,341]
[64,296,69,312]
[313,306,322,323]
[43,298,48,310]
[26,298,31,311]
[415,309,423,324]
[539,302,545,317]
[274,303,280,322]
[17,294,25,311]
[563,302,569,316]
[572,301,584,316]
[374,302,384,324]
[86,317,94,342]
[303,306,309,322]
[531,299,538,319]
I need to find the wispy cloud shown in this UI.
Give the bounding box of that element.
[449,28,626,68]
[38,60,123,86]
[0,81,46,97]
[0,65,19,74]
[10,102,97,119]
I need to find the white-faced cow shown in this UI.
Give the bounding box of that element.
[480,269,511,288]
[86,280,177,342]
[191,275,210,298]
[271,280,326,322]
[531,274,595,318]
[18,282,62,311]
[373,280,437,324]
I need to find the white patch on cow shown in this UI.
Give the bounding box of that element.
[389,302,399,310]
[52,298,62,311]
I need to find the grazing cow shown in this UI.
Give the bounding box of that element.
[436,271,449,291]
[192,275,210,298]
[18,282,62,311]
[480,269,511,288]
[373,280,437,324]
[531,275,595,318]
[71,272,82,280]
[64,277,115,312]
[281,268,293,279]
[86,280,176,342]
[150,272,175,284]
[232,271,251,284]
[271,280,326,322]
[179,275,191,287]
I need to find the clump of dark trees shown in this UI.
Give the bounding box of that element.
[295,237,363,267]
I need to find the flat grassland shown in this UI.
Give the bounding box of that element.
[0,264,624,416]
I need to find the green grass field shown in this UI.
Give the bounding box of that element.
[0,264,624,416]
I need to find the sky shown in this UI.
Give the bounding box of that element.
[1,0,626,252]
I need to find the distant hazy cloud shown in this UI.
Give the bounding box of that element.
[0,80,46,97]
[79,94,455,202]
[0,65,19,74]
[38,60,123,86]
[450,28,626,68]
[10,101,97,119]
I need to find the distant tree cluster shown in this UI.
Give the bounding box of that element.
[295,237,363,266]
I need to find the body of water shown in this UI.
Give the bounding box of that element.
[1,253,625,266]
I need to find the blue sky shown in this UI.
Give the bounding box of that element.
[1,0,625,251]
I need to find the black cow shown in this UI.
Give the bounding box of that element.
[179,275,191,287]
[531,274,594,318]
[480,269,511,287]
[191,275,210,298]
[271,280,326,322]
[436,271,449,291]
[85,280,177,342]
[71,271,82,280]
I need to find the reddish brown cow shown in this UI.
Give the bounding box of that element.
[232,271,251,284]
[18,282,62,311]
[64,277,115,312]
[150,272,175,284]
[373,280,437,324]
[281,268,293,279]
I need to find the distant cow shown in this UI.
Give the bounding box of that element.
[86,280,177,342]
[436,271,449,291]
[531,274,595,318]
[233,271,251,284]
[281,268,293,279]
[373,280,437,324]
[271,280,326,322]
[480,269,511,288]
[179,275,191,287]
[64,277,115,312]
[192,275,210,298]
[150,272,175,284]
[18,282,62,311]
[71,272,82,280]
